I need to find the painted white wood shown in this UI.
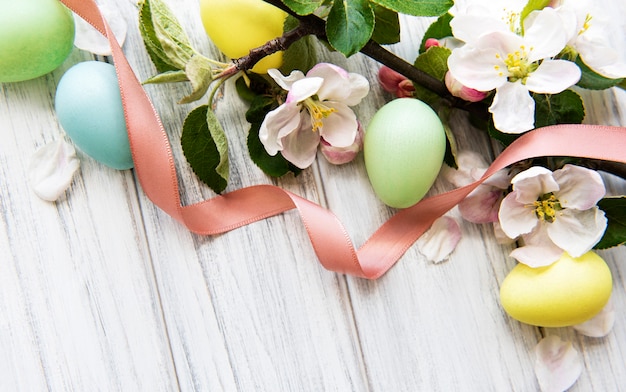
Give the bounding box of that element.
[1,0,625,391]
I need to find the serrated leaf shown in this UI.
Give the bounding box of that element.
[520,0,550,24]
[412,46,451,105]
[414,46,450,80]
[181,105,229,193]
[370,0,453,17]
[247,122,302,177]
[180,54,215,104]
[281,0,325,15]
[138,0,179,72]
[576,57,624,90]
[246,95,279,124]
[326,0,375,57]
[533,89,585,128]
[148,0,195,69]
[419,12,453,53]
[143,70,189,84]
[371,5,400,45]
[595,197,626,249]
[280,16,319,74]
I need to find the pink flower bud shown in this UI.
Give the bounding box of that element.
[378,66,415,98]
[424,38,441,49]
[444,71,488,102]
[320,123,364,165]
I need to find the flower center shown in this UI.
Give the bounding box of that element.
[303,97,336,132]
[532,193,562,223]
[494,45,538,83]
[501,9,521,33]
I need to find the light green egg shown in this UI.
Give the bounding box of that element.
[364,98,446,208]
[0,0,75,83]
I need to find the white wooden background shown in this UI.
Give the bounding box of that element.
[1,0,626,390]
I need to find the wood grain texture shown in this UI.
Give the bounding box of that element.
[1,0,625,391]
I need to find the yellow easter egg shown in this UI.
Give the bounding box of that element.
[500,251,612,327]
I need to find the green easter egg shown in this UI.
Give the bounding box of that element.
[364,98,446,208]
[0,0,75,83]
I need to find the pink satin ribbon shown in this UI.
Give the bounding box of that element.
[61,0,626,279]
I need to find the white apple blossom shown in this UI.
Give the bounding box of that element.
[448,8,581,133]
[554,0,626,79]
[498,165,607,267]
[259,63,369,169]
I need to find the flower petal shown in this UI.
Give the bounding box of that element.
[573,298,615,338]
[489,81,535,134]
[524,60,581,94]
[287,77,324,104]
[280,113,321,169]
[29,139,80,201]
[416,216,462,264]
[552,164,605,210]
[318,102,358,148]
[498,191,538,239]
[448,44,506,92]
[510,246,561,268]
[450,5,509,43]
[547,208,607,257]
[259,103,302,155]
[268,68,305,91]
[511,166,558,204]
[73,4,127,55]
[534,336,582,392]
[306,63,355,103]
[459,187,502,223]
[523,8,568,61]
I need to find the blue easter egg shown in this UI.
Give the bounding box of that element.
[55,61,133,170]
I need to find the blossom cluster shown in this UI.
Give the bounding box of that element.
[445,0,626,134]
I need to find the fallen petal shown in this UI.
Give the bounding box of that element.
[534,335,583,392]
[574,297,615,338]
[29,139,80,202]
[73,4,127,56]
[416,216,461,263]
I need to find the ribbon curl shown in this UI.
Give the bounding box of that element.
[60,0,626,279]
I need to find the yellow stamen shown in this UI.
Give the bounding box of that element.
[530,193,562,223]
[303,97,336,132]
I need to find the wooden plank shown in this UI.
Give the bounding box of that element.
[0,33,179,392]
[118,1,370,389]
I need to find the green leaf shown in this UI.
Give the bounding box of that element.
[148,0,195,69]
[138,0,197,73]
[595,197,626,249]
[246,95,278,124]
[370,0,453,17]
[280,16,319,74]
[138,0,179,72]
[326,0,375,57]
[143,70,189,84]
[281,0,324,15]
[371,5,400,45]
[533,89,585,129]
[180,54,215,104]
[247,122,302,177]
[576,57,624,90]
[181,105,229,193]
[419,12,453,53]
[412,46,451,106]
[520,0,550,24]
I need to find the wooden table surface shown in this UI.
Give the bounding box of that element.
[2,0,625,390]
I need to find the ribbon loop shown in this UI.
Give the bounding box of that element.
[60,0,626,279]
